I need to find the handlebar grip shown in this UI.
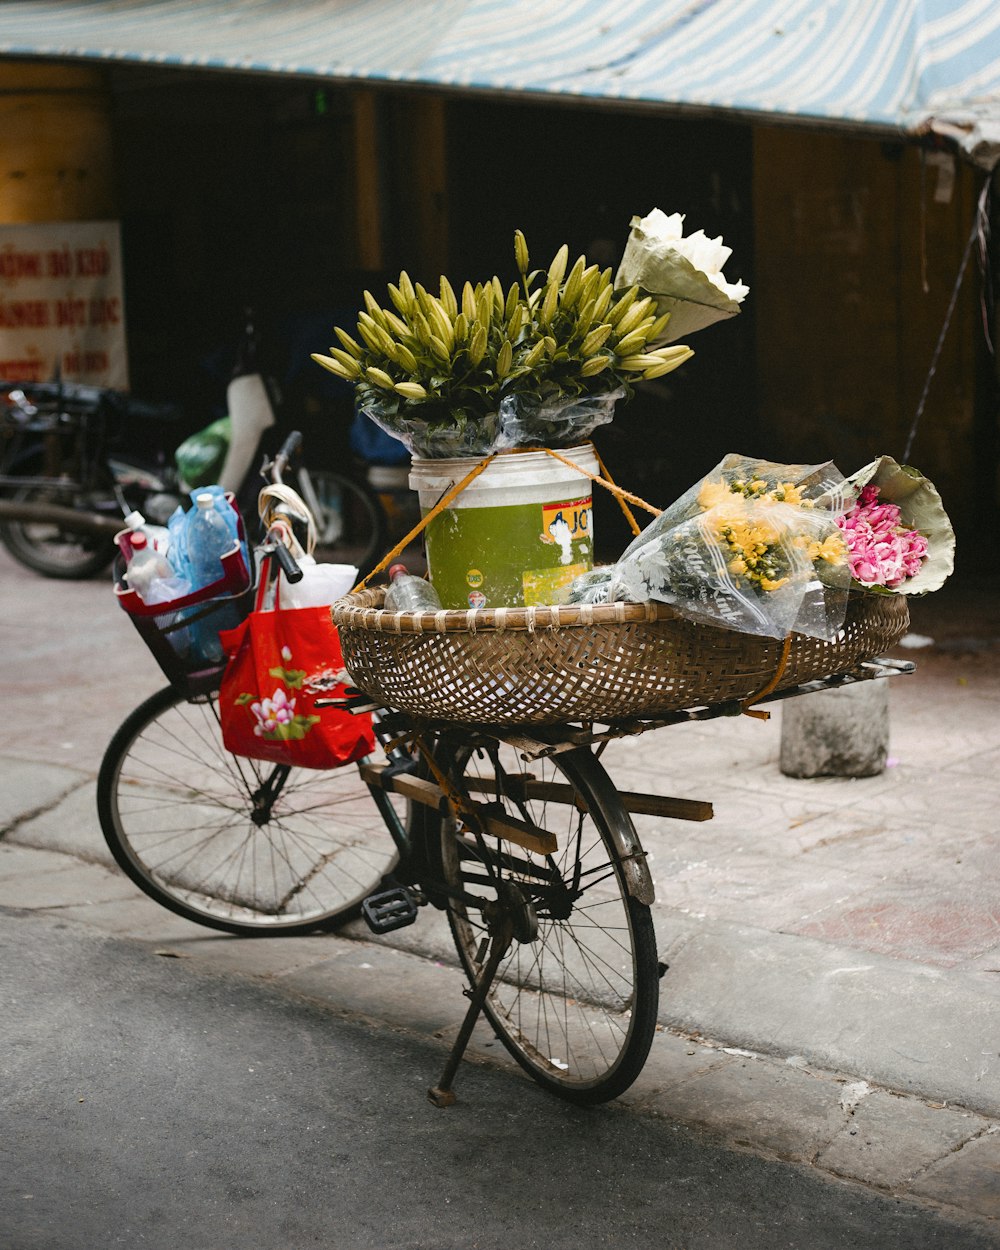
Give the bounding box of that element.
[272,539,304,583]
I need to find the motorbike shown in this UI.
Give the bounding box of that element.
[0,326,386,579]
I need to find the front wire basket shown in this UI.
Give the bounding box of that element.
[113,494,254,694]
[332,588,911,727]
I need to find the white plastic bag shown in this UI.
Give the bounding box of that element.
[277,555,358,609]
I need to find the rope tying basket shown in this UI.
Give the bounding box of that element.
[332,589,910,727]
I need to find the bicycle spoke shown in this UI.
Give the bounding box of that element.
[99,687,402,933]
[437,736,658,1102]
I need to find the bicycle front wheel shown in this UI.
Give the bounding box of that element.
[434,736,659,1104]
[97,685,401,935]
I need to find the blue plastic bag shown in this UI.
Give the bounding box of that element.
[167,486,247,583]
[167,487,249,663]
[349,409,410,466]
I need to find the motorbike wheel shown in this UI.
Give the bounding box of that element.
[0,463,116,579]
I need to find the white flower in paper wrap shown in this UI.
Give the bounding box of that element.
[615,209,749,343]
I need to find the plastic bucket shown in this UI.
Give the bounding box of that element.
[409,444,598,609]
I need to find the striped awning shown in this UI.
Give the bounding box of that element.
[2,0,1000,166]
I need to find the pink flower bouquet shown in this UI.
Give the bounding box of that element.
[837,457,954,595]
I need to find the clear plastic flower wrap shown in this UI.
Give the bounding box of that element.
[492,386,624,452]
[359,386,623,459]
[569,455,854,641]
[359,397,502,459]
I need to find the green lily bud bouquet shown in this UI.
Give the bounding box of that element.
[312,211,747,458]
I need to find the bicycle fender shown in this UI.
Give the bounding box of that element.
[571,749,655,906]
[608,811,656,907]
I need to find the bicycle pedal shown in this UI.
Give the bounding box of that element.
[361,885,419,934]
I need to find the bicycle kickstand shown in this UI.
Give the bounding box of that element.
[427,915,514,1108]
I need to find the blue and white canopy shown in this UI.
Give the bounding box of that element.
[2,0,999,166]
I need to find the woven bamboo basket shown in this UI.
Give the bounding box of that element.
[332,588,910,728]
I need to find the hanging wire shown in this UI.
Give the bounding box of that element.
[903,179,992,463]
[979,181,996,356]
[919,149,930,295]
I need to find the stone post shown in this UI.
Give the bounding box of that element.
[779,680,889,778]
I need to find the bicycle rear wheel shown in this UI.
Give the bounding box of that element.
[97,685,401,935]
[433,735,659,1104]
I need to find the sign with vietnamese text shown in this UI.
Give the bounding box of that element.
[0,220,128,387]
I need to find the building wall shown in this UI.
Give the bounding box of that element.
[752,126,991,551]
[0,63,116,223]
[437,95,756,559]
[1,60,993,552]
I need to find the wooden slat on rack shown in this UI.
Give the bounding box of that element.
[463,775,713,823]
[358,762,557,855]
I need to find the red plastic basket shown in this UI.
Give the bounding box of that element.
[114,494,254,691]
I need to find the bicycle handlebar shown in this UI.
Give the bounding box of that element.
[270,430,303,485]
[269,532,303,583]
[261,430,307,583]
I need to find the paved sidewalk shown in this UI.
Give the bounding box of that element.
[1,545,998,1233]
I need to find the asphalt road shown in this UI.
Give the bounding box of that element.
[3,908,995,1250]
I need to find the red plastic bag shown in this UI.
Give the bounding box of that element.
[218,574,375,770]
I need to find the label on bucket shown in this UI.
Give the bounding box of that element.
[541,498,591,547]
[424,492,594,608]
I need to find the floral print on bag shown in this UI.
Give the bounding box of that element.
[233,645,322,742]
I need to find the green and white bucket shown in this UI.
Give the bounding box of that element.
[409,444,599,609]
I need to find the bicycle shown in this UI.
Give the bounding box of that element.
[97,432,914,1105]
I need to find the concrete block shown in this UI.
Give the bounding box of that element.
[342,906,457,967]
[908,1129,1000,1220]
[0,757,89,831]
[655,921,1000,1120]
[6,779,112,866]
[49,893,217,942]
[780,680,889,778]
[167,931,349,980]
[0,854,137,910]
[640,1052,847,1161]
[279,941,471,1037]
[620,1032,734,1111]
[0,842,73,879]
[816,1089,984,1188]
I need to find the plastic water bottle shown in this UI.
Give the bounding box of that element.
[184,493,241,666]
[125,532,177,602]
[383,564,442,612]
[185,492,233,590]
[123,509,171,555]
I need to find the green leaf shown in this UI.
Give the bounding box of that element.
[268,666,306,689]
[234,693,257,706]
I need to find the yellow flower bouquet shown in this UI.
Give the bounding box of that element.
[570,455,854,641]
